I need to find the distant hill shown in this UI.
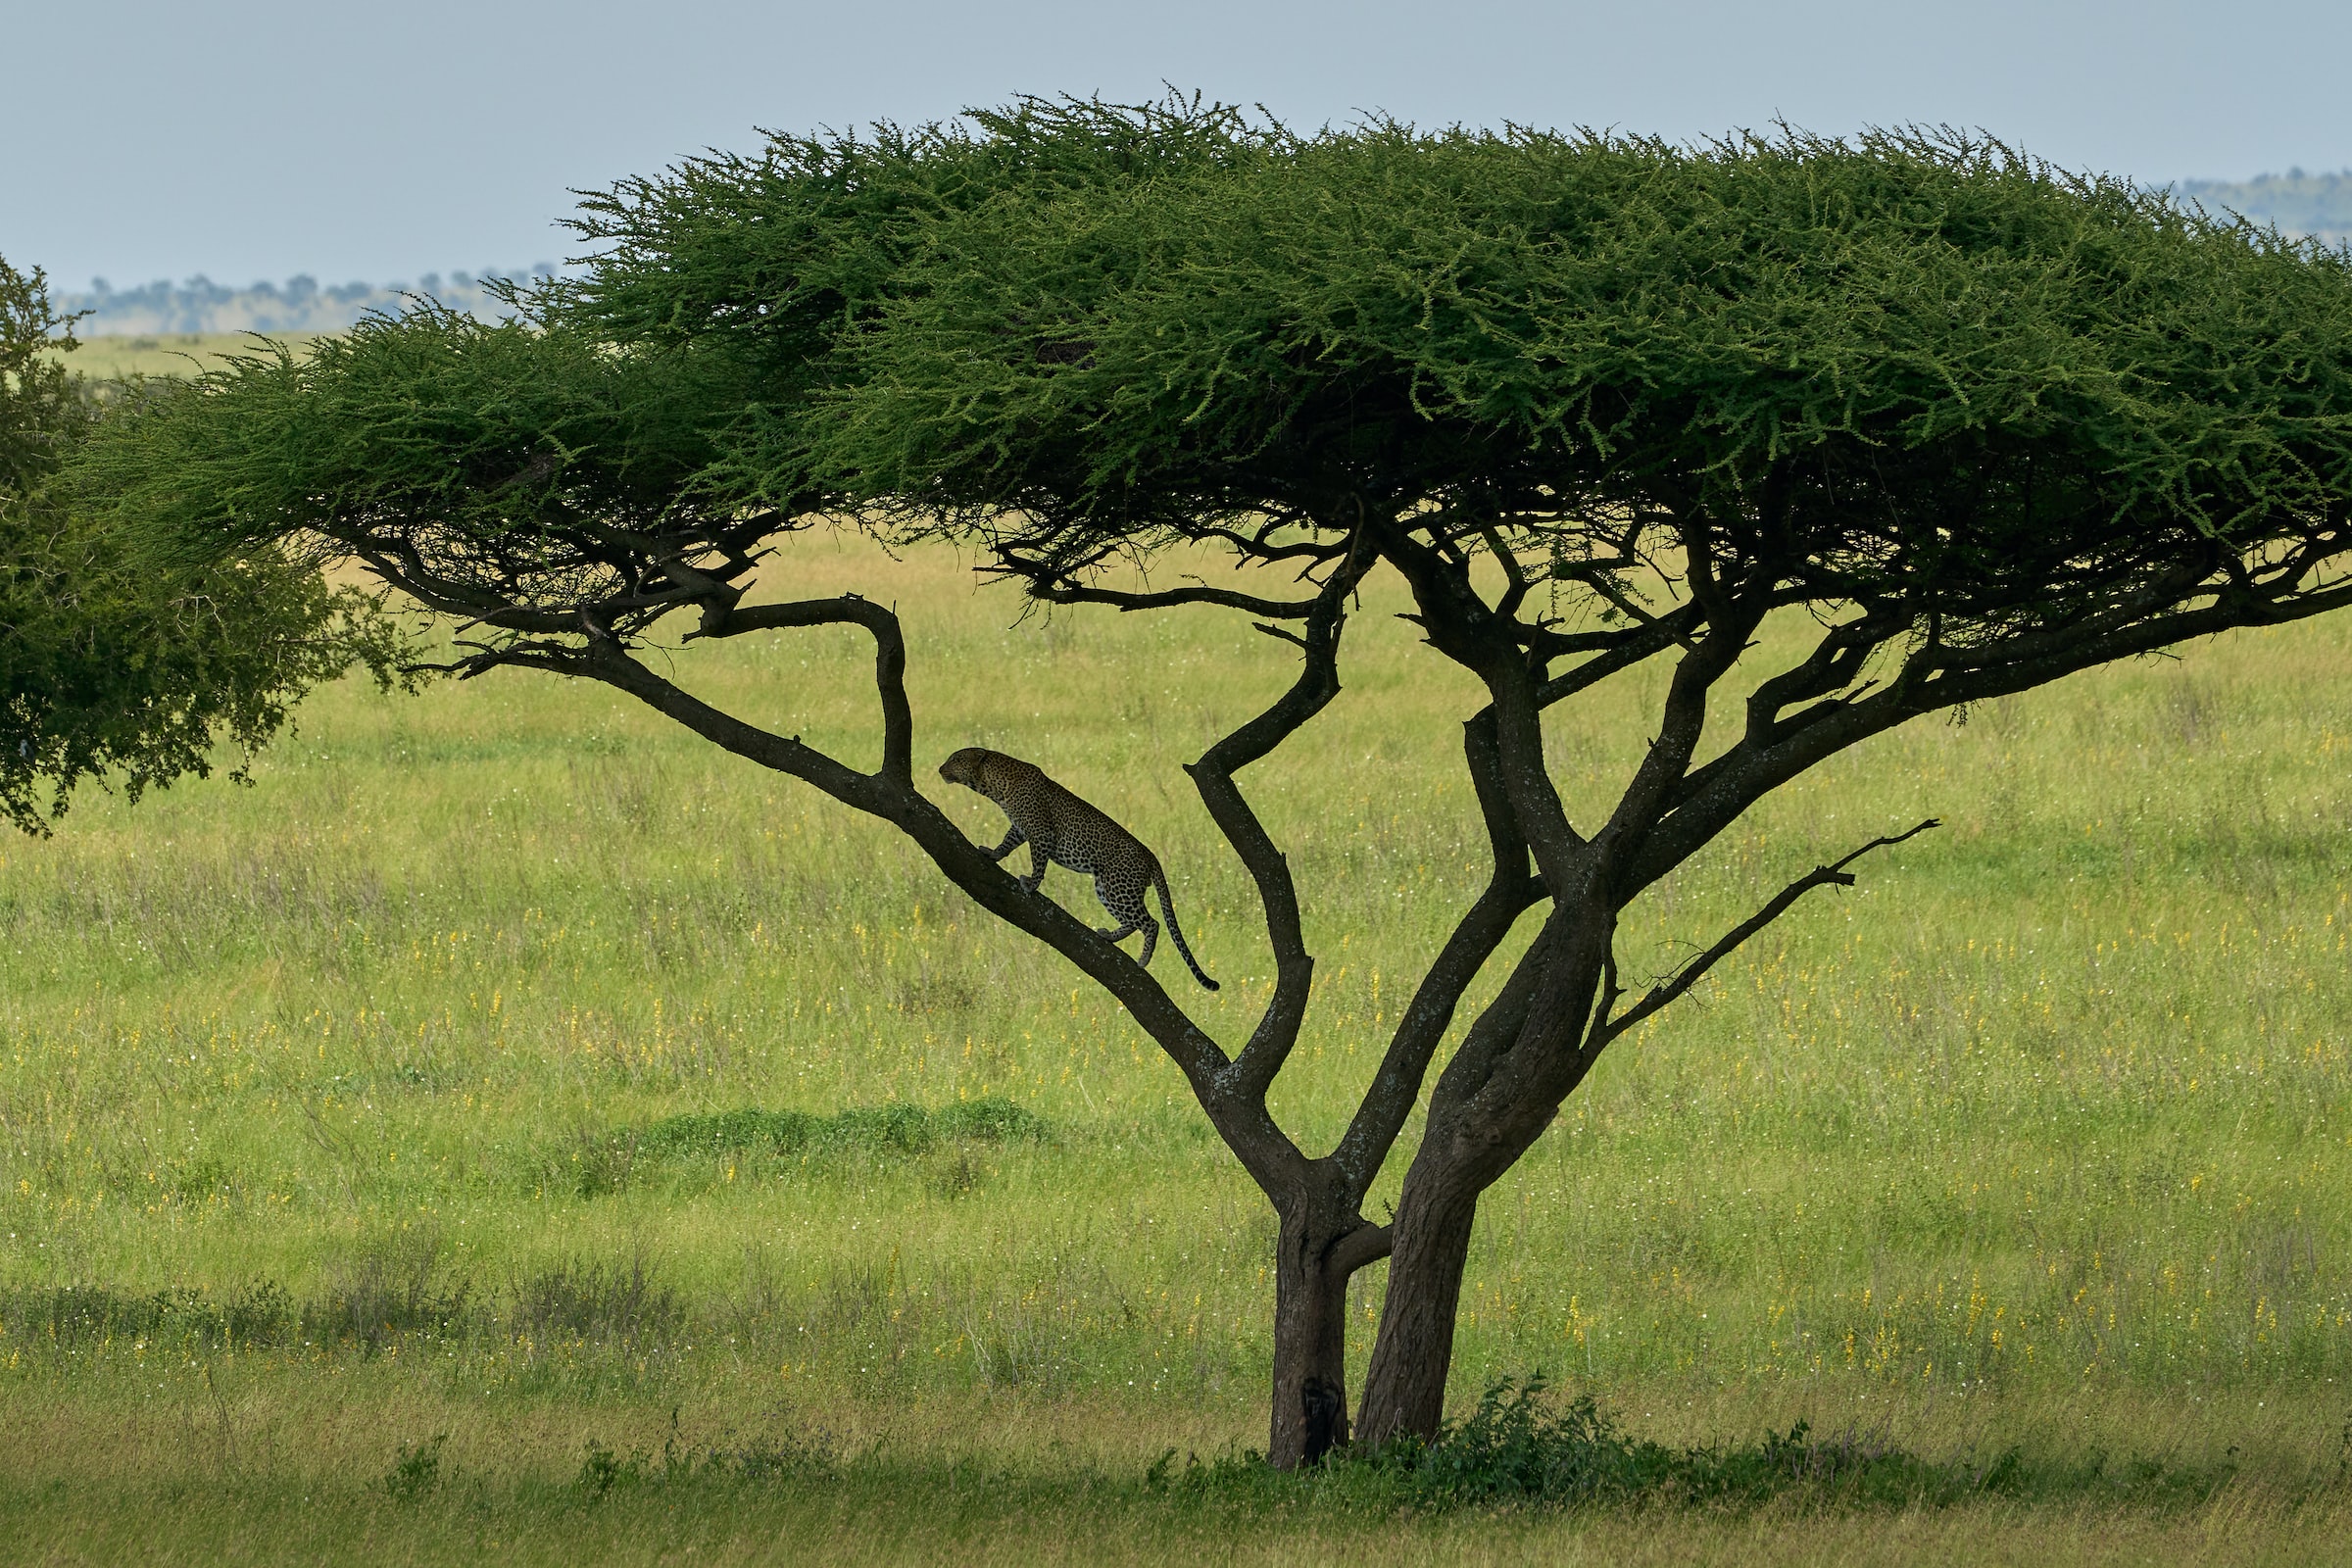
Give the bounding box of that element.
[55,266,560,335]
[2173,170,2352,245]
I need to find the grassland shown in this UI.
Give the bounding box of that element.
[3,535,2349,1562]
[48,331,319,380]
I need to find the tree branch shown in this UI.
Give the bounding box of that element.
[689,595,913,784]
[1329,708,1545,1191]
[1530,604,1704,700]
[1597,818,1938,1045]
[1373,520,1592,885]
[1326,1221,1394,1277]
[1199,560,1369,1102]
[1020,575,1328,619]
[1573,607,1766,904]
[1626,553,2352,902]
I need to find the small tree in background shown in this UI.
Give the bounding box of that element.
[74,102,2352,1466]
[0,256,87,499]
[0,254,404,834]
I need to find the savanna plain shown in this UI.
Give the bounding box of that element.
[4,504,2351,1563]
[43,331,322,382]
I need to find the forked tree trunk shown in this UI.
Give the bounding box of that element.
[1267,1206,1358,1468]
[1351,1175,1481,1446]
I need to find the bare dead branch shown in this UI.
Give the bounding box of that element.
[1598,818,1939,1044]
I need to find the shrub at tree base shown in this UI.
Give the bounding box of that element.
[1155,1376,2228,1514]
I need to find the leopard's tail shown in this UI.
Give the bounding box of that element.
[1151,867,1219,991]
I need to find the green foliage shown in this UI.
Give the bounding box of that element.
[557,95,1275,371]
[823,119,2352,619]
[68,308,752,563]
[0,255,90,496]
[78,104,2352,730]
[0,504,409,835]
[0,253,411,834]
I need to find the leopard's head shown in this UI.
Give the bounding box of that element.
[938,748,991,789]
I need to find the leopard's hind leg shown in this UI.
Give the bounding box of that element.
[1092,872,1159,965]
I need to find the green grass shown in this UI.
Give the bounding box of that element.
[47,331,320,380]
[3,535,2349,1560]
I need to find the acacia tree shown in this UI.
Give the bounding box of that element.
[0,254,403,833]
[75,102,2352,1467]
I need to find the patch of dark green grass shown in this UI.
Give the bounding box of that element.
[5,1233,466,1355]
[512,1254,681,1349]
[573,1098,1050,1196]
[8,1278,298,1350]
[630,1098,1047,1160]
[380,1434,450,1501]
[571,1417,838,1502]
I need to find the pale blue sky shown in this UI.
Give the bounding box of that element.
[5,0,2347,289]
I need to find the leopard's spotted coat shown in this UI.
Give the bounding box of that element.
[939,747,1218,991]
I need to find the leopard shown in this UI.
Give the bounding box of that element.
[938,747,1219,991]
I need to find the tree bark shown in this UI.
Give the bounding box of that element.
[1351,904,1618,1447]
[1352,1174,1481,1446]
[1266,1204,1359,1468]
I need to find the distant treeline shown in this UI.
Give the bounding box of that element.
[2173,170,2352,244]
[56,265,561,335]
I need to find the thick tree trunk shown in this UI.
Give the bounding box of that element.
[1266,1208,1356,1468]
[1351,1174,1481,1446]
[1352,906,1616,1446]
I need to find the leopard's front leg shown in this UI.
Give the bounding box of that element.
[985,825,1049,894]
